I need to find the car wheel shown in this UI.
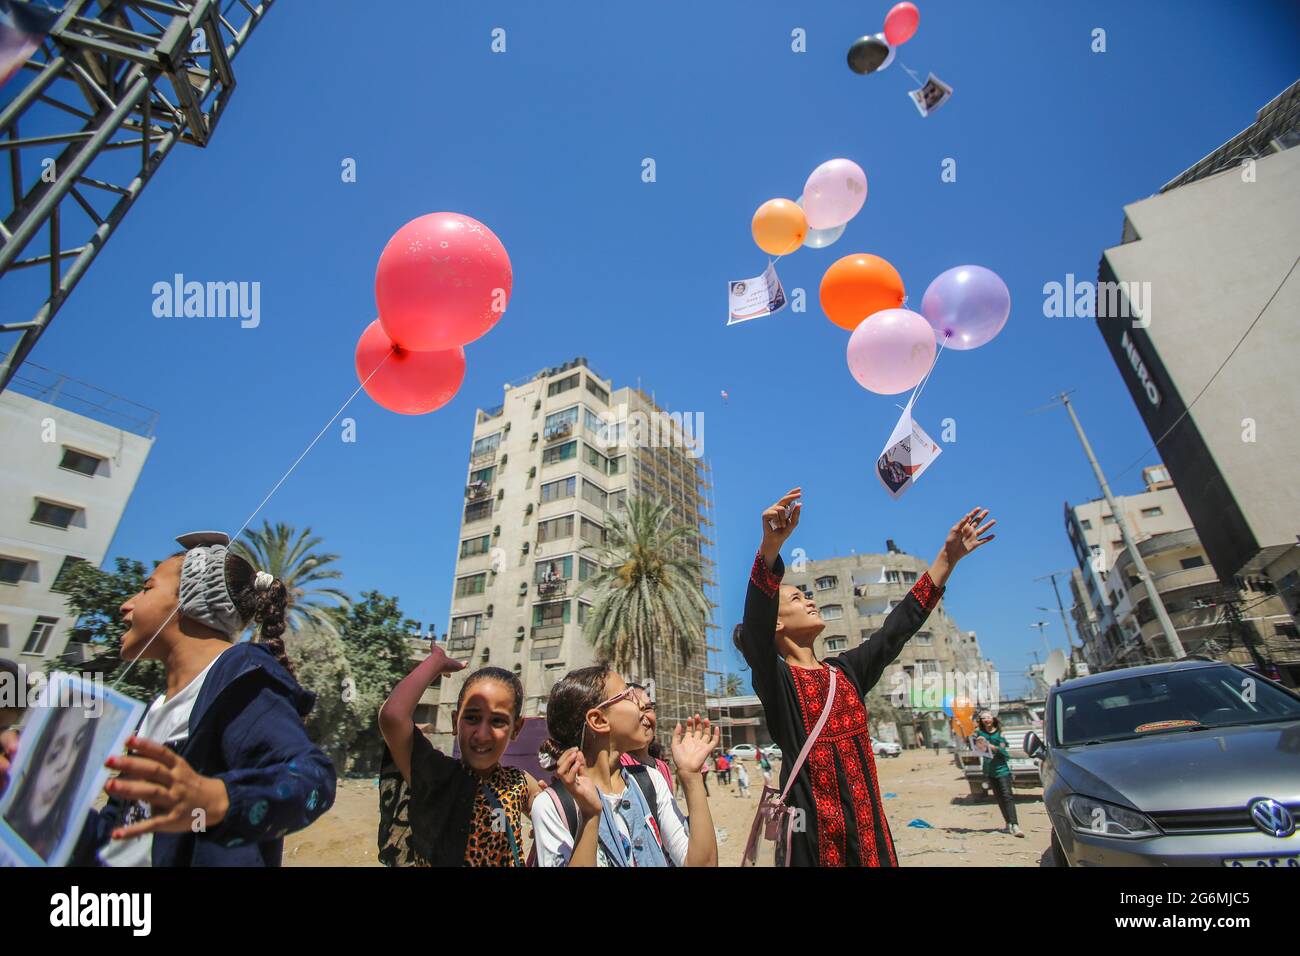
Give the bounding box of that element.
[1048,829,1069,867]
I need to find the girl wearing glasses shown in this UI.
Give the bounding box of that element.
[532,663,718,866]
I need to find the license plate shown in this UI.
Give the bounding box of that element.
[1223,855,1300,867]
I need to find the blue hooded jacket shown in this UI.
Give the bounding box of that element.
[73,643,336,867]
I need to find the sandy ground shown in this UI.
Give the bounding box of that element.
[284,749,1051,867]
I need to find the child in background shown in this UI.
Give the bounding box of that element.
[378,645,541,866]
[736,759,751,798]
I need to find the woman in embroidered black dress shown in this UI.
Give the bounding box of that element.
[736,487,996,867]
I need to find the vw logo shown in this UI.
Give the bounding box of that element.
[1247,798,1296,838]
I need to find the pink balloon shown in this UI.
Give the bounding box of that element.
[846,308,936,395]
[802,158,868,230]
[884,2,920,46]
[375,212,512,351]
[355,319,466,415]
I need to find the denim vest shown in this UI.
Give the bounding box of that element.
[598,769,668,867]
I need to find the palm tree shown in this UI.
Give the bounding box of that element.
[577,496,711,677]
[716,672,745,698]
[232,521,351,636]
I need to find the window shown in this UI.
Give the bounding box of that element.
[815,575,838,591]
[451,614,481,638]
[1102,514,1116,524]
[50,556,86,592]
[610,489,627,511]
[541,476,576,503]
[455,574,487,598]
[537,514,574,543]
[32,500,78,529]
[1180,556,1206,570]
[825,637,848,652]
[542,440,577,465]
[460,535,491,558]
[533,601,570,626]
[59,448,103,476]
[583,443,609,472]
[914,631,934,645]
[1,557,30,585]
[578,557,598,581]
[23,616,58,655]
[469,465,496,485]
[1080,519,1093,530]
[547,373,579,397]
[534,556,574,582]
[609,455,626,475]
[586,377,609,404]
[577,602,591,625]
[583,408,605,435]
[902,571,918,583]
[544,406,579,433]
[581,479,607,509]
[820,605,843,620]
[472,432,501,457]
[1275,623,1299,639]
[1141,507,1164,518]
[464,499,493,523]
[580,517,605,546]
[885,570,908,584]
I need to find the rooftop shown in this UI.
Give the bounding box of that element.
[5,362,158,438]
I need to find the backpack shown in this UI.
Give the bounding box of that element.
[527,764,668,866]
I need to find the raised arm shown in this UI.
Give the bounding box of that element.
[836,507,996,693]
[738,488,803,703]
[379,642,466,785]
[671,716,722,866]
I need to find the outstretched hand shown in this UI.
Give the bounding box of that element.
[105,737,230,839]
[672,715,722,776]
[760,487,802,564]
[943,507,997,564]
[426,641,466,675]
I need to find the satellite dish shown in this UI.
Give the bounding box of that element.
[1043,649,1067,686]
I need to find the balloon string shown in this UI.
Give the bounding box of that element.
[905,335,947,413]
[898,61,924,86]
[112,346,395,688]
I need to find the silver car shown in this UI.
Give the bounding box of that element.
[1025,659,1300,867]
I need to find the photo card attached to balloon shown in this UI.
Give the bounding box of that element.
[908,73,953,118]
[875,396,942,500]
[0,672,144,867]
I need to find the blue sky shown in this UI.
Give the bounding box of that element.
[7,0,1298,697]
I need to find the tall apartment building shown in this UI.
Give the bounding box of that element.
[423,358,715,752]
[1,364,155,664]
[1095,81,1300,638]
[779,545,994,746]
[1065,466,1298,683]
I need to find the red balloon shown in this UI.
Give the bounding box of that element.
[375,212,512,351]
[884,2,920,45]
[354,320,465,415]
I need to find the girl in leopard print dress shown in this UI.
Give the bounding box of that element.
[377,646,541,866]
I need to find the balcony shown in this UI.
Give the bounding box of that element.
[544,422,574,442]
[537,578,568,598]
[448,636,477,660]
[530,623,565,660]
[465,480,490,499]
[470,448,497,467]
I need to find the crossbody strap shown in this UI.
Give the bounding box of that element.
[778,665,838,804]
[480,782,524,867]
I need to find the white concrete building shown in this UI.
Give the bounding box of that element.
[0,365,155,664]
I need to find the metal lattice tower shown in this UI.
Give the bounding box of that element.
[0,0,276,389]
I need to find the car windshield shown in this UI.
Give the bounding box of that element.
[1054,665,1300,746]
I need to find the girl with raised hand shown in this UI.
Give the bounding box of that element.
[532,663,718,867]
[378,645,540,866]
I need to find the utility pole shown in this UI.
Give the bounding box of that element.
[1031,621,1051,656]
[1055,393,1185,658]
[1035,569,1079,654]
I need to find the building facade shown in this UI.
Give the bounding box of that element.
[0,365,155,665]
[778,547,995,747]
[426,357,714,751]
[1065,467,1298,682]
[1094,82,1300,664]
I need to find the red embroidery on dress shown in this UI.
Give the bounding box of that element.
[910,571,944,611]
[789,665,890,867]
[750,550,782,597]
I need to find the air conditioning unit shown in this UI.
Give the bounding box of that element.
[525,503,534,515]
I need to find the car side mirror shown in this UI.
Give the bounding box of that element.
[1024,731,1044,759]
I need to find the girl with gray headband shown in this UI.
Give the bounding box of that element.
[0,531,336,867]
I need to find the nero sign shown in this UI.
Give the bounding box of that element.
[1120,330,1161,407]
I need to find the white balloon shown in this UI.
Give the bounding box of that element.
[873,32,895,71]
[797,194,847,248]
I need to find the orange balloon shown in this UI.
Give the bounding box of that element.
[819,253,906,330]
[751,198,807,256]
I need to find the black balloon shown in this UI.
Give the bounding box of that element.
[847,35,890,75]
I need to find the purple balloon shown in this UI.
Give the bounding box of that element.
[846,308,936,395]
[920,265,1011,350]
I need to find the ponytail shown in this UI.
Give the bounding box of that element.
[225,551,295,676]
